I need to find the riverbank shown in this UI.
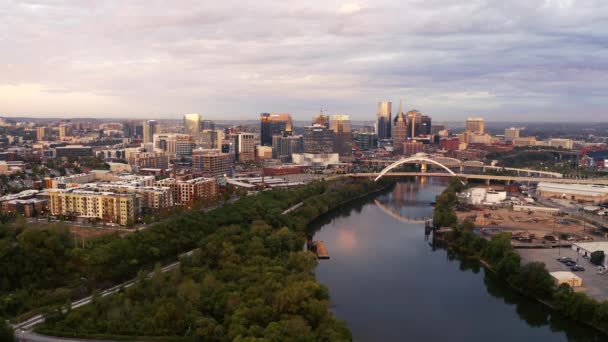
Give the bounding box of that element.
[435,179,608,336]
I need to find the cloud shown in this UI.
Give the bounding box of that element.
[0,0,608,121]
[338,3,362,14]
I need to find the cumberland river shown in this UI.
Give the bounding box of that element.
[311,179,604,342]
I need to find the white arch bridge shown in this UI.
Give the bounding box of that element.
[369,154,565,182]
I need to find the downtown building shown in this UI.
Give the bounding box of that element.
[232,133,256,162]
[183,113,202,142]
[260,113,293,146]
[192,149,233,178]
[330,114,353,159]
[153,133,196,160]
[143,120,158,144]
[272,135,304,162]
[376,101,392,141]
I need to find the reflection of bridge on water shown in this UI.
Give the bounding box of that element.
[374,182,434,224]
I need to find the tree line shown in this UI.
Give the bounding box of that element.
[3,177,387,340]
[434,179,608,336]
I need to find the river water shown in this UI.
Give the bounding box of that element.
[311,179,605,342]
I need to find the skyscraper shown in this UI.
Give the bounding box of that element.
[330,114,353,157]
[405,110,432,138]
[393,101,408,154]
[312,114,330,128]
[184,113,202,142]
[143,120,158,144]
[465,117,485,134]
[303,125,335,154]
[377,101,392,140]
[272,135,304,162]
[260,113,293,146]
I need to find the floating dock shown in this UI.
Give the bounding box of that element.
[308,240,330,259]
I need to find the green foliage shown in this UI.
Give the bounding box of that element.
[32,179,381,340]
[591,251,605,266]
[0,318,15,342]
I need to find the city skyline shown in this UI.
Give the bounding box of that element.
[2,1,608,121]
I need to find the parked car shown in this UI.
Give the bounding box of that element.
[565,261,577,267]
[571,265,585,272]
[558,257,573,263]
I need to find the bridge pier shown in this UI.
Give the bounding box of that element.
[421,163,427,173]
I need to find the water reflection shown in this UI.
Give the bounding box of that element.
[312,179,606,342]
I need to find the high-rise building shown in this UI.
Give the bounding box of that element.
[192,149,233,178]
[330,114,353,157]
[405,110,432,138]
[184,114,202,142]
[353,132,377,151]
[377,101,392,140]
[303,125,335,154]
[123,120,143,139]
[393,101,408,154]
[272,135,304,162]
[504,127,520,142]
[153,133,195,160]
[200,130,224,150]
[143,120,158,144]
[233,133,256,162]
[260,113,293,146]
[36,127,47,141]
[465,117,485,134]
[201,120,215,131]
[312,114,330,128]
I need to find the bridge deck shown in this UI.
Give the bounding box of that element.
[350,172,608,185]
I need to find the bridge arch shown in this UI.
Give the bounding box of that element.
[374,155,457,182]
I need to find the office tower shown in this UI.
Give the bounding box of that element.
[58,123,72,140]
[465,117,485,134]
[192,149,233,178]
[353,132,378,151]
[393,101,408,154]
[183,113,202,142]
[272,135,304,162]
[260,113,293,146]
[330,114,353,157]
[377,101,392,140]
[36,127,47,141]
[143,120,158,144]
[404,110,432,138]
[153,133,195,159]
[200,130,224,150]
[431,125,446,135]
[123,120,143,139]
[233,133,256,162]
[504,127,520,142]
[312,114,330,128]
[303,125,335,154]
[200,120,215,131]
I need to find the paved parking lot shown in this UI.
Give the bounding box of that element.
[518,247,608,301]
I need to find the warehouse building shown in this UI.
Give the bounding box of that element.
[537,182,608,203]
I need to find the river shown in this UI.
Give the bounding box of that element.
[311,179,606,342]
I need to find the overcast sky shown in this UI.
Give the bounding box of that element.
[1,0,608,121]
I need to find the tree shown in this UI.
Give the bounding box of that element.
[591,250,605,266]
[0,319,15,342]
[511,262,555,299]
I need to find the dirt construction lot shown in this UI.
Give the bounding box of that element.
[457,207,598,240]
[518,248,608,301]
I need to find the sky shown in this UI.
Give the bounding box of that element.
[1,0,608,121]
